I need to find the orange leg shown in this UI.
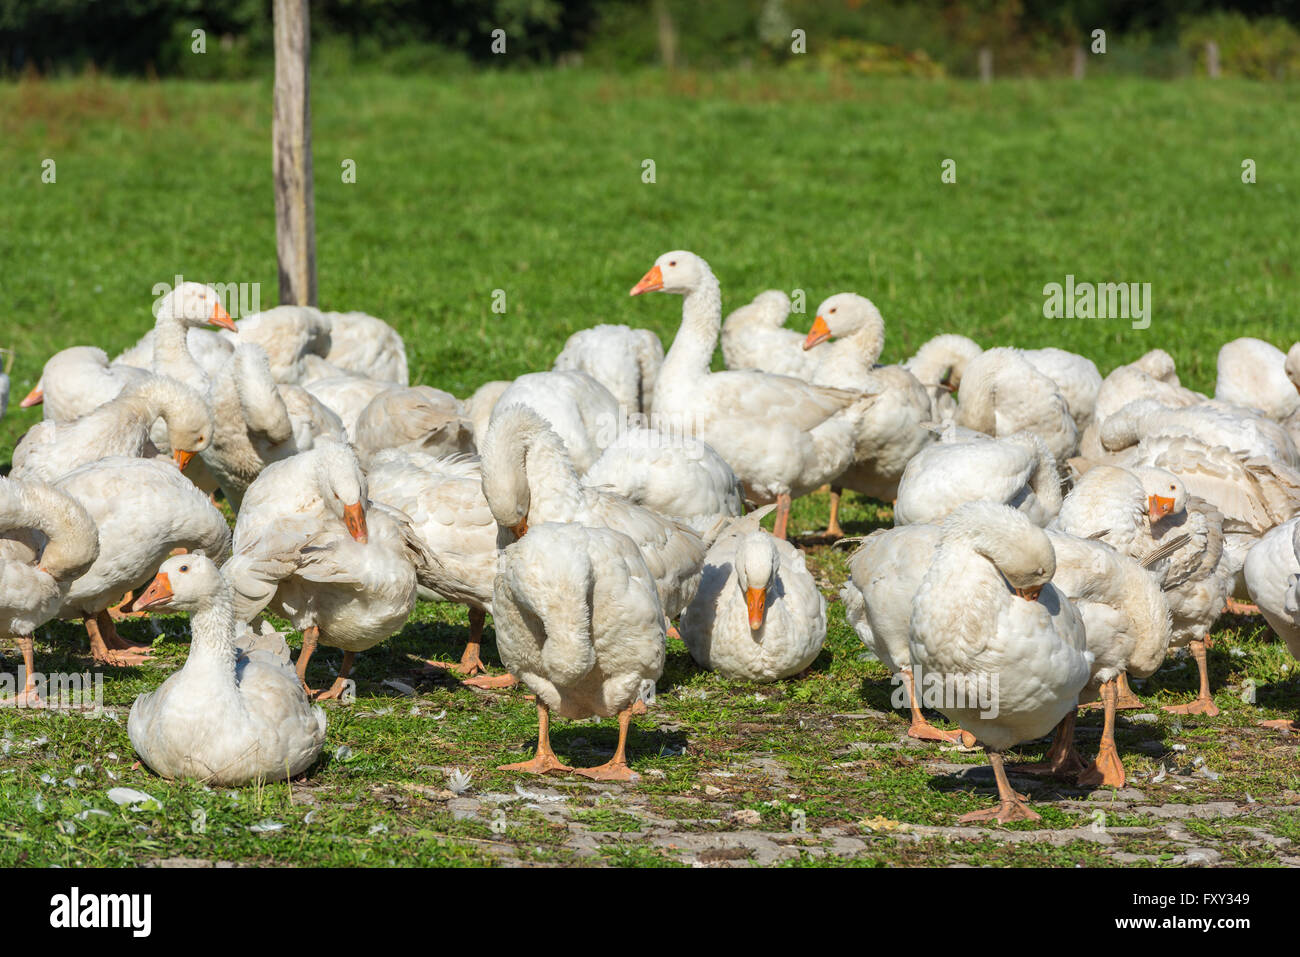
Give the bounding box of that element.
[1018,709,1087,778]
[313,650,356,702]
[1224,597,1260,616]
[1162,640,1219,716]
[1258,718,1300,732]
[499,702,573,775]
[1078,678,1125,788]
[772,493,792,541]
[958,751,1041,825]
[1114,671,1144,710]
[824,486,845,539]
[576,707,638,782]
[902,669,975,746]
[86,612,150,666]
[296,625,321,694]
[424,607,489,677]
[1,636,44,707]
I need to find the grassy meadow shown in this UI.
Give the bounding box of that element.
[1,70,1299,867]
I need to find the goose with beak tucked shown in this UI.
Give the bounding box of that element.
[127,553,327,786]
[908,502,1092,824]
[630,251,876,540]
[680,507,825,682]
[10,375,213,483]
[222,439,438,700]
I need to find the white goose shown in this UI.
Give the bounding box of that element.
[800,292,934,536]
[223,305,332,384]
[488,371,621,474]
[20,347,149,423]
[223,440,437,700]
[630,251,873,539]
[1215,337,1300,422]
[479,405,708,636]
[493,522,666,781]
[366,449,499,678]
[129,554,327,785]
[908,502,1092,824]
[353,386,475,466]
[304,373,405,441]
[894,430,1062,528]
[553,324,664,415]
[720,290,819,379]
[1244,517,1300,733]
[954,347,1079,462]
[319,310,409,385]
[113,281,237,383]
[0,476,100,704]
[840,524,975,746]
[12,375,213,483]
[680,509,824,682]
[55,457,230,666]
[464,380,512,444]
[901,333,982,424]
[581,426,744,538]
[1080,349,1202,461]
[1022,348,1102,433]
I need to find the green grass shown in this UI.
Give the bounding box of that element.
[2,69,1300,867]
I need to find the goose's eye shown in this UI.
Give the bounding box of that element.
[179,565,189,573]
[669,260,677,267]
[829,308,837,314]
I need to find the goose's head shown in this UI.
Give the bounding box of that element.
[735,532,780,631]
[154,281,236,331]
[1133,349,1178,385]
[630,251,707,297]
[139,376,214,470]
[804,293,884,351]
[314,439,368,543]
[1130,466,1186,524]
[479,404,559,539]
[944,502,1055,603]
[135,552,226,612]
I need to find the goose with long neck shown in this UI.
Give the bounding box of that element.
[150,282,237,388]
[801,292,935,536]
[479,404,709,657]
[0,476,100,705]
[128,554,326,785]
[894,430,1062,527]
[630,250,875,539]
[19,346,150,423]
[223,439,438,700]
[909,502,1092,824]
[11,374,214,482]
[55,456,230,665]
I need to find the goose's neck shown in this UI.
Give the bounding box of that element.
[661,271,723,382]
[154,317,204,383]
[181,597,240,680]
[523,429,583,519]
[1029,446,1064,512]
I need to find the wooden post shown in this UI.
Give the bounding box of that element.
[978,47,992,83]
[1206,40,1220,78]
[272,0,317,306]
[1072,46,1086,80]
[654,0,678,70]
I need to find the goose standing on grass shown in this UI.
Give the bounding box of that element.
[954,347,1079,463]
[11,376,214,483]
[352,386,475,466]
[680,508,824,682]
[493,522,666,781]
[0,477,100,705]
[894,430,1062,527]
[840,524,975,746]
[18,347,149,423]
[720,290,819,379]
[366,449,499,678]
[223,440,438,700]
[908,503,1092,824]
[1215,338,1300,423]
[489,371,621,474]
[553,324,664,415]
[1054,465,1233,716]
[901,333,982,423]
[1023,531,1172,789]
[1244,518,1300,732]
[479,406,708,654]
[581,427,744,537]
[630,251,874,540]
[55,457,230,666]
[128,554,327,785]
[800,292,934,536]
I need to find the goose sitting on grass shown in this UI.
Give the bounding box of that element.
[1215,337,1300,424]
[908,502,1092,824]
[630,251,875,540]
[553,324,664,415]
[128,554,326,785]
[493,522,665,781]
[680,507,825,682]
[0,477,100,705]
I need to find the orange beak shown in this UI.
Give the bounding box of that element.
[745,586,766,630]
[209,299,237,331]
[1148,495,1175,523]
[938,367,957,393]
[511,518,528,539]
[19,385,44,407]
[1014,585,1043,603]
[343,502,368,543]
[629,265,664,296]
[134,572,174,611]
[173,448,195,471]
[802,315,832,351]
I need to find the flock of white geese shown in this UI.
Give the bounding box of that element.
[2,249,1299,822]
